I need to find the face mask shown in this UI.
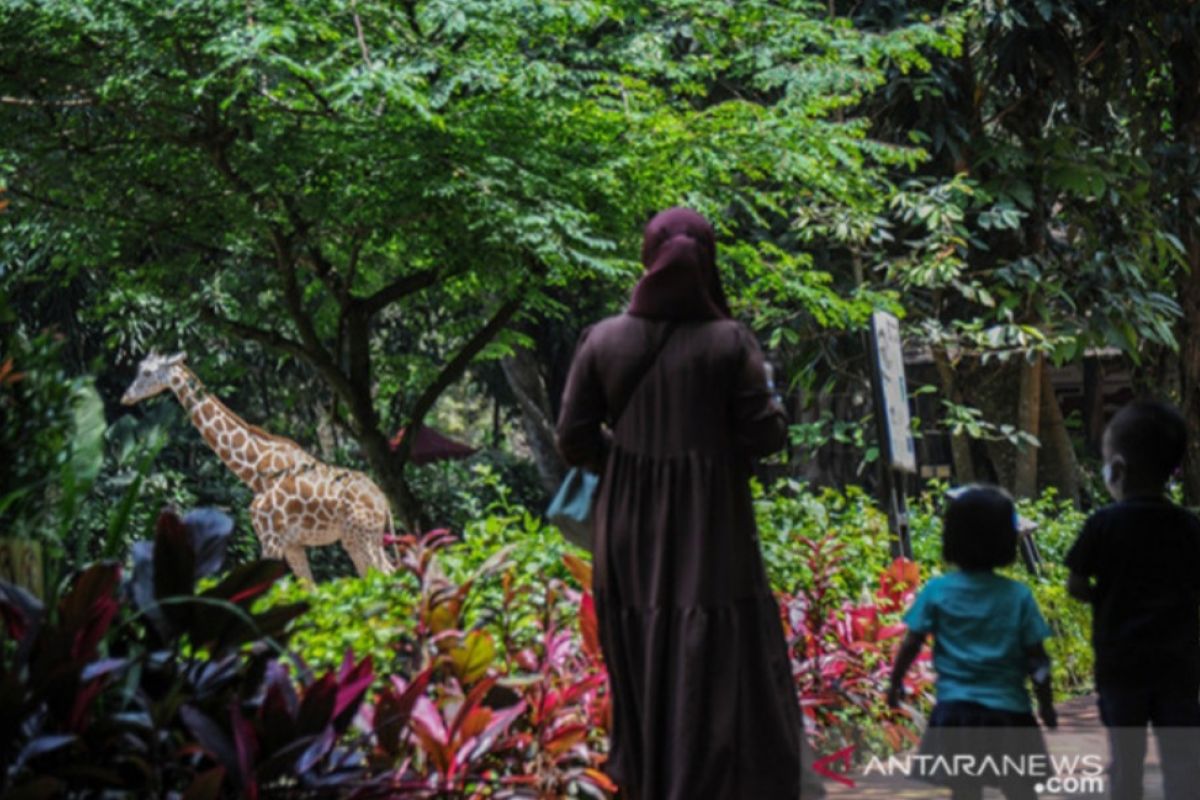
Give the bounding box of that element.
[1103,462,1117,491]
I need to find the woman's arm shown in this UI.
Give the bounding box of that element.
[555,328,609,473]
[887,630,926,708]
[731,325,787,458]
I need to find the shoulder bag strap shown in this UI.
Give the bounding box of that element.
[610,321,678,427]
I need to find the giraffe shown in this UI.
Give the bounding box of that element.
[121,352,394,581]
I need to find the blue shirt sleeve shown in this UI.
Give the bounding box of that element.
[1019,586,1053,647]
[903,581,938,635]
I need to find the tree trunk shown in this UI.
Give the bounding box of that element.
[347,415,428,533]
[1036,360,1080,506]
[932,346,977,484]
[501,346,566,495]
[1013,354,1043,498]
[970,362,1019,489]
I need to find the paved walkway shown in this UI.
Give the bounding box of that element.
[816,695,1164,799]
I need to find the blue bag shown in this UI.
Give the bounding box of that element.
[547,323,677,551]
[546,467,600,550]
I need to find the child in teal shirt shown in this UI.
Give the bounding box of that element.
[889,485,1057,800]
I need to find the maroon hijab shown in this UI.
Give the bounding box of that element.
[628,207,732,321]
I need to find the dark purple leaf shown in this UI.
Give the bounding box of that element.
[203,560,288,607]
[80,657,127,682]
[56,563,121,661]
[182,509,233,579]
[128,540,168,636]
[191,654,242,700]
[259,661,299,755]
[0,581,42,642]
[179,704,238,776]
[374,666,434,756]
[296,673,337,737]
[230,704,259,798]
[14,734,76,769]
[295,725,335,774]
[467,700,526,764]
[332,655,373,731]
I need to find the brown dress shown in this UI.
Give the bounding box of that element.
[557,313,802,800]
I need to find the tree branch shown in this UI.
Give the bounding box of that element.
[345,305,372,399]
[393,293,526,464]
[1,95,92,107]
[201,305,361,418]
[355,266,443,315]
[350,0,373,66]
[199,307,310,360]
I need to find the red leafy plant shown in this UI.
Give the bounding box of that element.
[356,532,614,799]
[787,533,934,755]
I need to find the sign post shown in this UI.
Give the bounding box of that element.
[868,311,917,559]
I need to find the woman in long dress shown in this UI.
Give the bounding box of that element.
[556,207,803,799]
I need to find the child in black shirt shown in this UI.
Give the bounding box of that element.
[1066,399,1200,800]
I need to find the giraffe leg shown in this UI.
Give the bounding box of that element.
[370,524,396,573]
[344,540,374,578]
[250,494,284,563]
[370,543,395,574]
[283,545,314,583]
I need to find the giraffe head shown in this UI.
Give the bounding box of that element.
[122,351,187,405]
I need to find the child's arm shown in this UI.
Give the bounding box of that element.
[1026,642,1057,729]
[887,630,926,708]
[1066,570,1093,602]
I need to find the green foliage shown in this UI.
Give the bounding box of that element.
[0,0,967,523]
[0,333,116,593]
[757,479,894,598]
[270,567,420,678]
[0,334,97,541]
[408,454,547,536]
[271,463,583,681]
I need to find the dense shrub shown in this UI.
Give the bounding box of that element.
[0,511,612,798]
[273,527,613,798]
[2,473,1099,796]
[272,477,1094,773]
[0,509,364,798]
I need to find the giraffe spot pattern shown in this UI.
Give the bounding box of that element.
[174,369,395,579]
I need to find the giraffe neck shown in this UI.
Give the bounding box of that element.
[168,366,288,491]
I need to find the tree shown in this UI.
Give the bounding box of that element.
[1,0,957,523]
[849,0,1188,500]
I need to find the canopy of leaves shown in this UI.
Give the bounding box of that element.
[0,1,957,439]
